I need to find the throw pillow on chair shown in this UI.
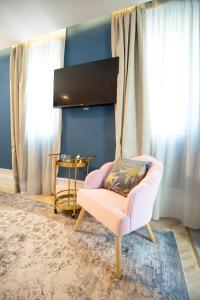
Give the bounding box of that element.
[103,158,151,197]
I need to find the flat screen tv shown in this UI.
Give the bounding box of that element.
[53,57,119,108]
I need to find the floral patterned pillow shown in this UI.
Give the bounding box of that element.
[103,158,151,197]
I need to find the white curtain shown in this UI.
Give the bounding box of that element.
[111,7,150,159]
[138,0,200,229]
[10,30,66,195]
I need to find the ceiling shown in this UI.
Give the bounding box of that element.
[0,0,147,51]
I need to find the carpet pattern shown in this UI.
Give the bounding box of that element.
[0,192,188,300]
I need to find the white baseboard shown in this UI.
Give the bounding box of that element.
[0,168,84,193]
[0,168,15,192]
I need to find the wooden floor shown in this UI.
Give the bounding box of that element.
[30,194,200,300]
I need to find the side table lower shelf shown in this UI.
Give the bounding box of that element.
[54,189,80,217]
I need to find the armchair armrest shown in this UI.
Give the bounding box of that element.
[85,161,114,189]
[123,170,162,230]
[124,182,149,215]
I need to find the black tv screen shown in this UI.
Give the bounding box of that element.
[53,57,119,108]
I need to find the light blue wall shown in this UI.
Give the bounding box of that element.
[0,16,116,177]
[0,49,12,169]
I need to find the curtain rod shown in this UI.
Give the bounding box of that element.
[112,0,161,15]
[12,28,66,49]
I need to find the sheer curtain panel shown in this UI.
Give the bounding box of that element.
[138,0,200,228]
[112,0,200,228]
[10,30,66,195]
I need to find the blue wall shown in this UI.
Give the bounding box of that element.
[0,49,12,169]
[60,16,115,178]
[0,16,116,176]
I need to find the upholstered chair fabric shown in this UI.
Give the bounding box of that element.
[75,155,163,278]
[77,155,163,237]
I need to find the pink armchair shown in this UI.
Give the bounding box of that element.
[74,155,163,278]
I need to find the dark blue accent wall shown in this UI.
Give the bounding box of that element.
[60,16,115,178]
[0,49,12,169]
[0,16,115,176]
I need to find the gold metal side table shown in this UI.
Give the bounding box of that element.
[53,156,93,217]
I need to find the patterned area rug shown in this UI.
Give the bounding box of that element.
[0,192,189,300]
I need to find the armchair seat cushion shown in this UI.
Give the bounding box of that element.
[77,188,130,236]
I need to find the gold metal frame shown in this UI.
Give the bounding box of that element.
[115,236,121,278]
[53,157,93,217]
[146,223,156,243]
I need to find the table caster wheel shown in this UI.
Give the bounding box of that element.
[72,213,76,219]
[54,208,57,214]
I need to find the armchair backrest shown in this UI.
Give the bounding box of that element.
[124,155,163,231]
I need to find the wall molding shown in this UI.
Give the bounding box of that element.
[0,168,84,193]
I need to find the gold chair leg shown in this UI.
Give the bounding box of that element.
[115,236,122,279]
[146,223,156,243]
[74,208,85,231]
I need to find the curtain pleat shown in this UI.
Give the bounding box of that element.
[10,45,26,193]
[112,8,150,159]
